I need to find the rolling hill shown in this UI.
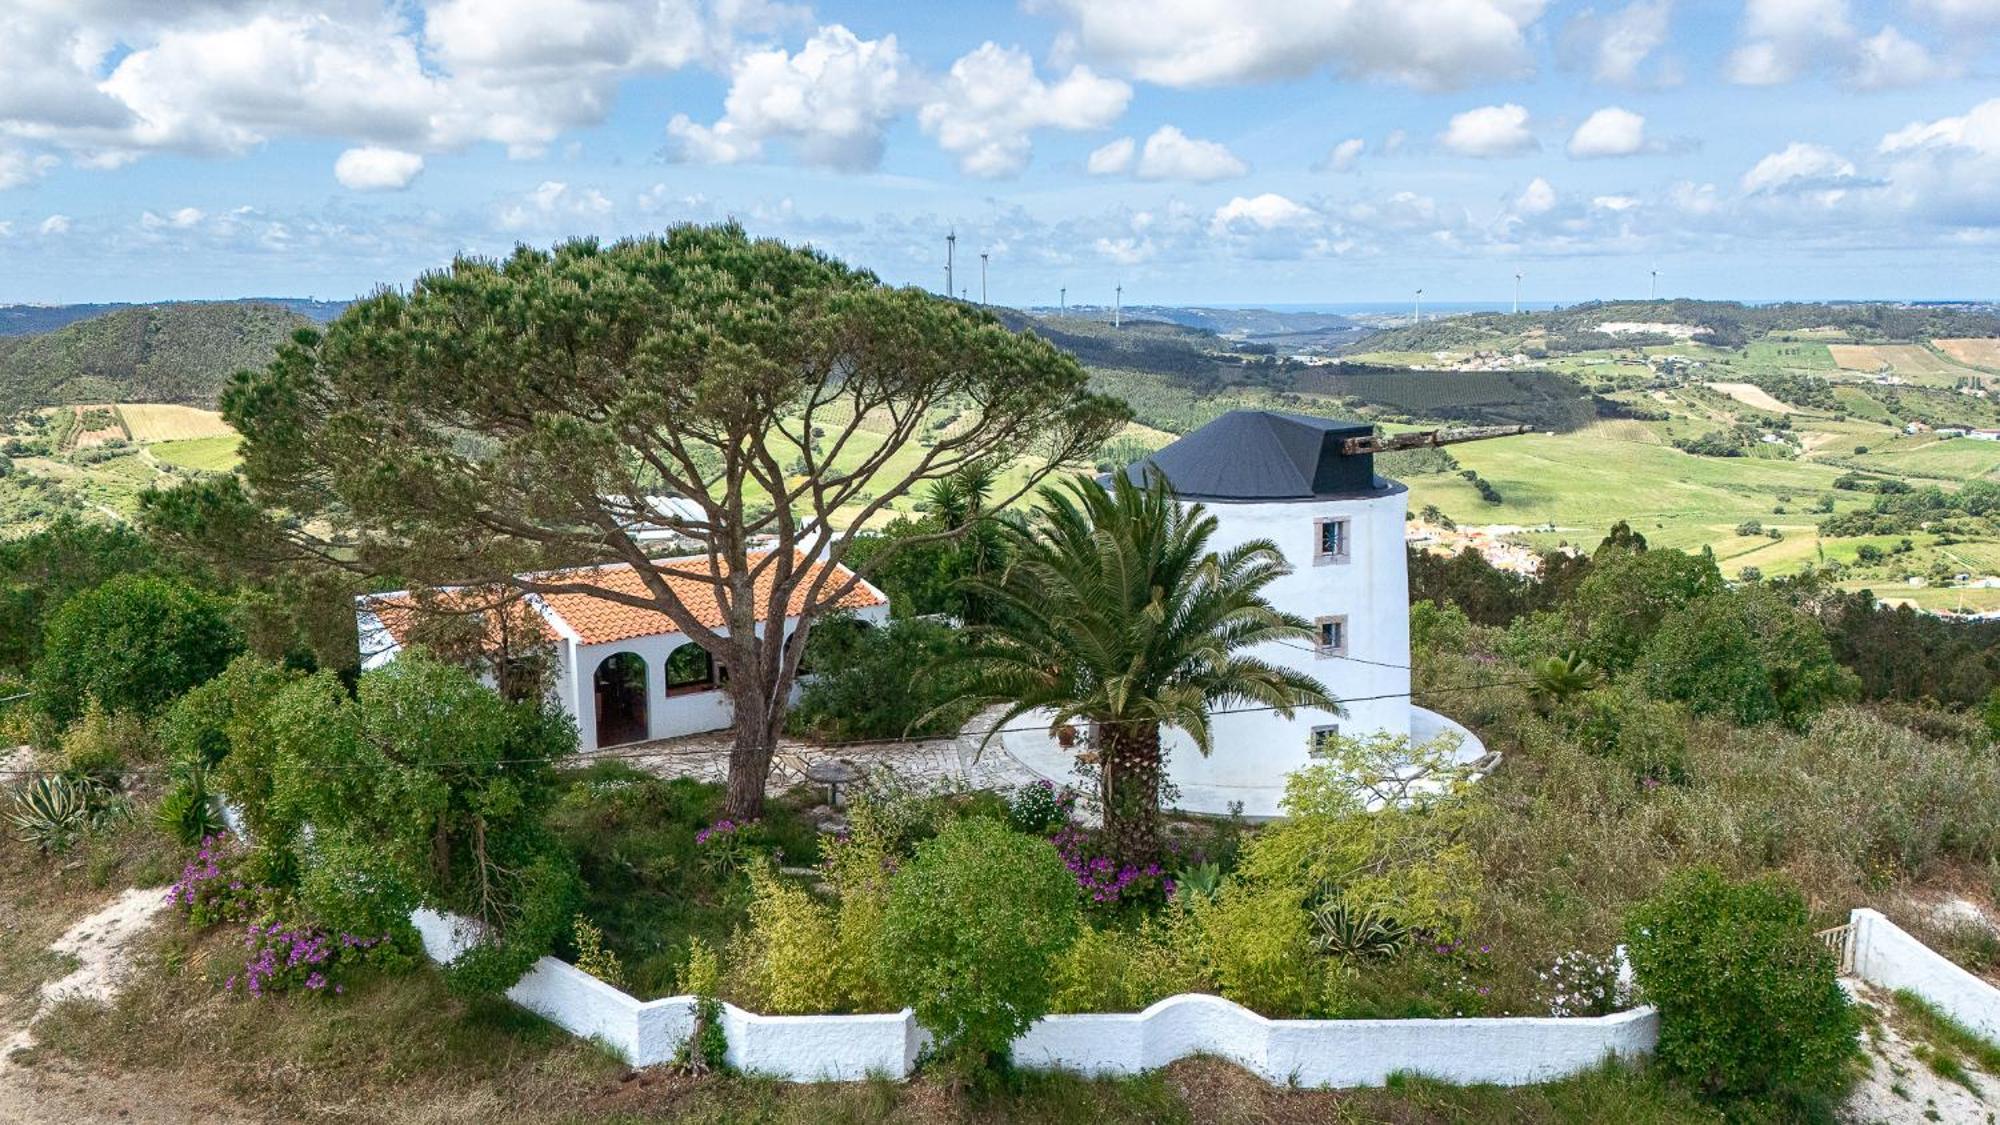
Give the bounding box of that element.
[0,302,311,412]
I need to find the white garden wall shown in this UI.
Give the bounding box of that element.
[1848,907,2000,1042]
[412,909,1657,1085]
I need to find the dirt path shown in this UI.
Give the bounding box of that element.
[0,886,239,1124]
[1844,983,1999,1124]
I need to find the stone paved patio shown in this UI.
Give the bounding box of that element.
[614,707,1056,798]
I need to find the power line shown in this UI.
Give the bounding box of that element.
[0,675,1535,782]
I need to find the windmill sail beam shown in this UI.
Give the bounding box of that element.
[1340,424,1532,455]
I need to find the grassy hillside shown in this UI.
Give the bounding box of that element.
[0,302,307,411]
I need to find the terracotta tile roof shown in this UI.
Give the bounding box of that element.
[363,588,554,652]
[535,551,886,646]
[362,552,885,651]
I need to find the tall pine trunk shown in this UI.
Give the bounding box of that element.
[723,671,784,820]
[1097,719,1163,866]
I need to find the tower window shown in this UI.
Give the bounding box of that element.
[1308,724,1342,758]
[1315,517,1351,564]
[1314,615,1348,657]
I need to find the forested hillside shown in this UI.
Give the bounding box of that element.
[0,302,307,410]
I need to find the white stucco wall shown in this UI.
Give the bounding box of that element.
[412,908,1656,1085]
[1157,485,1413,816]
[1850,907,2000,1043]
[567,601,892,751]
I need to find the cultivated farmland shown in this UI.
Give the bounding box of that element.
[1827,343,1984,385]
[116,403,235,443]
[1937,338,2000,370]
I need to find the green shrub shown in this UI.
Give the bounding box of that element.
[1237,731,1484,941]
[878,817,1080,1068]
[676,936,729,1071]
[788,617,974,742]
[30,574,242,728]
[732,862,843,1014]
[58,701,153,783]
[1192,881,1317,1016]
[156,764,227,847]
[1639,586,1856,728]
[1048,901,1210,1013]
[1007,779,1071,835]
[570,914,625,989]
[1624,867,1858,1099]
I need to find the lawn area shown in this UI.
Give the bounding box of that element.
[149,434,240,471]
[1837,436,2000,482]
[1404,424,1850,551]
[114,403,234,443]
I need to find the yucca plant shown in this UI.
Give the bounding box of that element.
[7,775,91,854]
[1309,899,1410,961]
[157,766,226,847]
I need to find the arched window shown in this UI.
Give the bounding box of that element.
[665,642,716,695]
[592,651,649,747]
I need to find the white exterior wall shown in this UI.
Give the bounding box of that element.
[412,908,1656,1084]
[1850,907,2000,1042]
[566,601,892,751]
[1161,485,1412,816]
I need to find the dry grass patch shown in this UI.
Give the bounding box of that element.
[116,404,234,444]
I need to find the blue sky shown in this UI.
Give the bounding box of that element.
[1,0,1997,306]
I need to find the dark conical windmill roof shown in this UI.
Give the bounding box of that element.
[1113,410,1383,501]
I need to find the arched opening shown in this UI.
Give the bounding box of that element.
[665,642,717,695]
[593,651,649,747]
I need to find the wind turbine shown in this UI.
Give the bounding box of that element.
[980,252,989,306]
[1114,284,1123,328]
[1650,266,1658,301]
[1513,272,1522,315]
[1059,286,1066,312]
[945,231,956,297]
[1413,288,1424,325]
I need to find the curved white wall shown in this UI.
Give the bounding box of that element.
[1161,485,1412,816]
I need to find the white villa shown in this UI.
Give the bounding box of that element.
[1003,409,1487,817]
[358,551,890,752]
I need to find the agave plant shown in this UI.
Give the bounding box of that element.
[1172,860,1224,901]
[1309,899,1411,961]
[7,775,91,854]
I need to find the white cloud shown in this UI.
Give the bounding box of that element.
[1034,0,1546,90]
[1726,0,1948,88]
[1908,0,2000,25]
[1133,125,1246,181]
[1741,141,1856,192]
[334,146,423,191]
[0,149,58,190]
[1439,104,1537,157]
[496,180,614,231]
[1211,193,1313,231]
[1727,0,1855,85]
[1326,137,1365,172]
[667,25,914,171]
[1874,98,2000,226]
[1851,27,1947,90]
[1086,136,1135,175]
[1561,0,1674,85]
[0,2,794,173]
[1568,106,1649,158]
[1516,176,1558,213]
[917,43,1129,178]
[141,207,206,230]
[1592,193,1640,210]
[38,214,71,235]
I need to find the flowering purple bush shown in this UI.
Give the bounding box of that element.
[1050,822,1174,907]
[167,833,269,927]
[223,921,406,1000]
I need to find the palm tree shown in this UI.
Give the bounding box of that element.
[958,472,1338,864]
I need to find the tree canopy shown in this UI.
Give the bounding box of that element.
[147,224,1127,816]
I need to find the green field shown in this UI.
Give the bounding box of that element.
[150,434,241,471]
